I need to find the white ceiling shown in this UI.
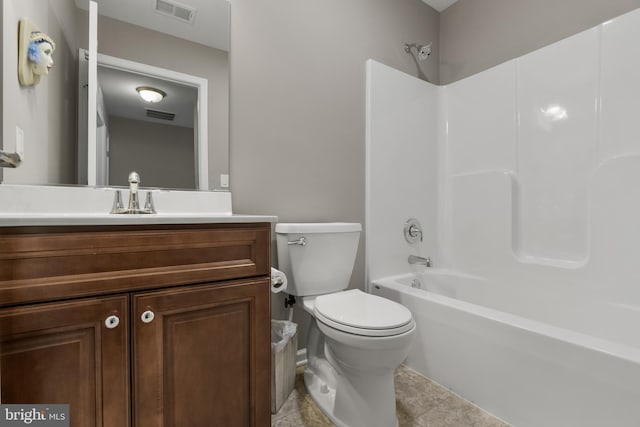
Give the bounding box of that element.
[98,66,197,128]
[75,0,230,51]
[422,0,459,12]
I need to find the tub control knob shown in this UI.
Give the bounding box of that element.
[404,218,423,243]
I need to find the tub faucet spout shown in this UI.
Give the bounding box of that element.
[408,255,431,267]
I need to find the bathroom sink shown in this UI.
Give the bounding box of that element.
[0,184,276,226]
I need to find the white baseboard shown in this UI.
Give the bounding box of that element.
[296,348,307,367]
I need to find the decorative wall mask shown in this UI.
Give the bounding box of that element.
[17,18,56,86]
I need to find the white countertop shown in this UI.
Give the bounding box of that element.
[0,184,277,227]
[0,213,278,227]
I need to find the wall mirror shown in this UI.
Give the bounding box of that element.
[1,0,229,191]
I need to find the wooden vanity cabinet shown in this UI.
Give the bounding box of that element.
[0,223,271,427]
[134,278,269,427]
[0,295,130,426]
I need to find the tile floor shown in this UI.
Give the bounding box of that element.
[271,365,510,427]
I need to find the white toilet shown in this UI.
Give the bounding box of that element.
[276,222,416,427]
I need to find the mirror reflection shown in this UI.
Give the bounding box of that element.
[79,52,207,189]
[1,0,229,190]
[98,63,199,189]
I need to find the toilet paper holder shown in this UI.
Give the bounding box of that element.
[270,267,288,294]
[272,275,285,288]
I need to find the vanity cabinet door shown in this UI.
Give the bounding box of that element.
[133,278,270,427]
[0,295,130,427]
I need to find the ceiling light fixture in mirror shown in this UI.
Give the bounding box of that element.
[1,0,230,191]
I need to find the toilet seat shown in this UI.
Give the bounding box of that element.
[313,289,414,337]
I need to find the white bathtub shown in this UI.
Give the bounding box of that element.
[370,271,640,427]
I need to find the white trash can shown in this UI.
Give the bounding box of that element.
[271,320,298,414]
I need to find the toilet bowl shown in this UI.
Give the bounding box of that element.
[276,223,416,427]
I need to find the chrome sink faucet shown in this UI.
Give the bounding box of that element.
[111,171,156,214]
[127,171,141,211]
[408,255,431,267]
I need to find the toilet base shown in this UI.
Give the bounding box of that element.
[304,368,344,427]
[304,368,399,427]
[303,319,402,427]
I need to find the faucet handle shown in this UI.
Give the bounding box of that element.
[143,191,157,214]
[110,190,124,214]
[409,225,423,241]
[404,218,423,243]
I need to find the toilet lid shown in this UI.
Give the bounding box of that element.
[313,289,414,337]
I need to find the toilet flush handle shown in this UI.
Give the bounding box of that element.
[287,237,307,246]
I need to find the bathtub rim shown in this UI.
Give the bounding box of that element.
[370,272,640,365]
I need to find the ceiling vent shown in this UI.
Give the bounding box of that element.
[146,108,176,121]
[154,0,196,24]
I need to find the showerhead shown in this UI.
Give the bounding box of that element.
[404,42,432,61]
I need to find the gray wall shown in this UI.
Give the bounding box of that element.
[79,12,229,190]
[2,0,78,185]
[228,0,640,338]
[230,0,439,318]
[440,0,640,84]
[108,116,194,189]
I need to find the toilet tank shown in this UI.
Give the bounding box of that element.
[276,223,361,297]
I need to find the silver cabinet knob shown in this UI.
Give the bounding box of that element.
[141,310,155,324]
[105,315,120,329]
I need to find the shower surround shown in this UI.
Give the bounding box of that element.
[366,8,640,427]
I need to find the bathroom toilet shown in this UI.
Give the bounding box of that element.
[276,223,416,427]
